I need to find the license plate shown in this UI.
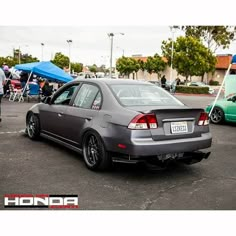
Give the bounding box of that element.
[171,121,188,134]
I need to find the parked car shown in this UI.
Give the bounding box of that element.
[205,94,236,124]
[25,79,212,171]
[188,82,215,94]
[76,72,96,79]
[165,80,177,92]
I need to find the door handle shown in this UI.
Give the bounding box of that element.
[58,113,63,117]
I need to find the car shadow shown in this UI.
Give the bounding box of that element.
[210,122,236,127]
[21,133,202,180]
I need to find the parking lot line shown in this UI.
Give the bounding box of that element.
[0,129,25,135]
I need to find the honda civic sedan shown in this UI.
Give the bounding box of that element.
[26,79,212,171]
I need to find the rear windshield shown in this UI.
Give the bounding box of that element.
[110,84,184,106]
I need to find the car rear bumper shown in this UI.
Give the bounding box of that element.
[129,132,212,156]
[105,132,212,157]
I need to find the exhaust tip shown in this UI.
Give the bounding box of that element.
[204,152,211,159]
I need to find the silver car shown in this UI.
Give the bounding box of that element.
[26,79,212,171]
[188,82,215,94]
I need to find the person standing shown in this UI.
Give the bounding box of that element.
[0,68,6,123]
[161,75,166,89]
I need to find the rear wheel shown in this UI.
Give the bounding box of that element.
[26,113,40,140]
[210,107,224,124]
[82,131,112,171]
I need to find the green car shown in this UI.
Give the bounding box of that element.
[206,94,236,124]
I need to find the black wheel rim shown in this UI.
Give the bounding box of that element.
[27,116,36,137]
[85,135,100,166]
[211,108,223,123]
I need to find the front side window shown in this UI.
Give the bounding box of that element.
[110,84,184,107]
[53,85,78,105]
[73,84,101,109]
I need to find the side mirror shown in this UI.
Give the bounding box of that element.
[232,96,236,103]
[42,96,52,104]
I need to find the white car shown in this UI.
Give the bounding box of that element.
[188,82,215,94]
[76,72,96,79]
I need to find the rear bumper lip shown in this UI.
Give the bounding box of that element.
[126,132,212,156]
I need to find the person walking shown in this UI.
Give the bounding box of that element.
[161,75,166,89]
[0,68,6,123]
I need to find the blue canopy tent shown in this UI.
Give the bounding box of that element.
[14,61,73,102]
[15,61,73,83]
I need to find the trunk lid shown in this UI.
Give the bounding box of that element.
[127,106,207,141]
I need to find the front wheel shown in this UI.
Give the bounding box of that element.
[82,131,112,171]
[210,107,225,124]
[26,113,41,140]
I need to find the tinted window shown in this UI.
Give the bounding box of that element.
[110,84,184,106]
[53,85,78,105]
[73,84,100,109]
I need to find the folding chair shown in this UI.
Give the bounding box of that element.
[26,83,41,102]
[9,84,22,102]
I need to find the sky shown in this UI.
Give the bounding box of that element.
[0,26,182,67]
[1,25,236,68]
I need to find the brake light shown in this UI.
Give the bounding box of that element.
[198,112,209,126]
[128,114,158,129]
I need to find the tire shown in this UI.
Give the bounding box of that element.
[210,107,225,124]
[26,113,41,140]
[82,131,112,171]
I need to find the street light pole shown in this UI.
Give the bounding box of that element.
[18,46,21,64]
[169,26,178,85]
[41,43,44,61]
[67,39,72,74]
[108,33,114,78]
[170,28,174,85]
[108,32,124,78]
[116,46,125,57]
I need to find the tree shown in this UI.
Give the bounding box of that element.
[116,57,140,79]
[145,54,167,79]
[0,56,18,68]
[161,36,216,81]
[0,53,39,68]
[97,64,107,73]
[51,52,69,69]
[89,64,98,73]
[20,53,39,64]
[195,50,216,82]
[12,49,39,64]
[137,59,145,72]
[71,62,83,73]
[182,26,236,52]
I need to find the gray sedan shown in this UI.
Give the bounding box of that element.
[26,79,212,171]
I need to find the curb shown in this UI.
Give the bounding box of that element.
[174,93,215,97]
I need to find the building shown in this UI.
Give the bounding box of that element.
[121,54,236,84]
[214,54,236,83]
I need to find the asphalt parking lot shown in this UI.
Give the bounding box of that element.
[0,95,236,210]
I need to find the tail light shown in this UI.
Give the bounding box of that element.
[128,114,158,129]
[198,112,209,126]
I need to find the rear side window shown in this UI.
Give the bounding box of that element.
[110,84,184,107]
[73,84,101,109]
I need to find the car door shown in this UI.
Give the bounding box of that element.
[226,96,236,121]
[40,83,80,139]
[62,83,102,147]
